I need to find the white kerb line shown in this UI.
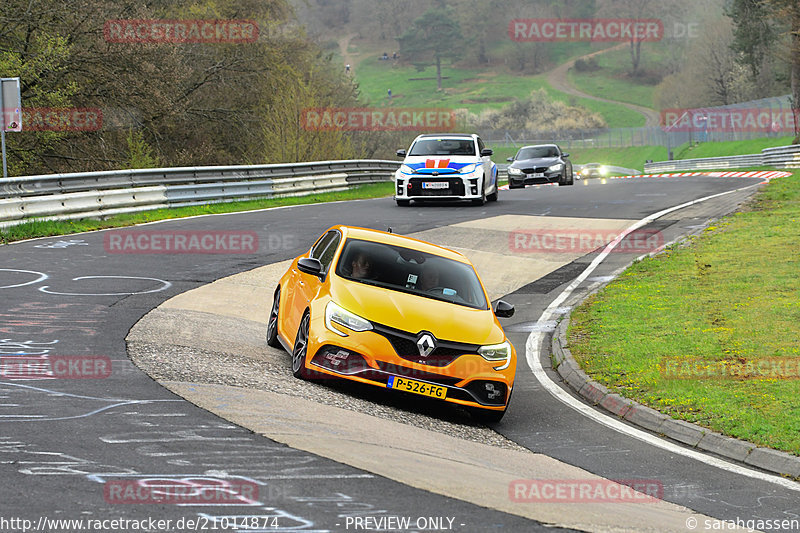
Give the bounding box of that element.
[525,181,800,492]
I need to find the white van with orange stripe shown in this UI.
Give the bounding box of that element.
[393,133,498,207]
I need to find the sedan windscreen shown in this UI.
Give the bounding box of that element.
[335,239,488,310]
[517,146,558,159]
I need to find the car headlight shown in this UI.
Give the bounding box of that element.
[478,341,512,370]
[599,166,607,175]
[459,164,479,174]
[507,167,523,175]
[399,165,414,174]
[325,301,373,337]
[548,163,564,172]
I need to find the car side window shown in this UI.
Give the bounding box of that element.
[477,137,486,154]
[311,231,341,273]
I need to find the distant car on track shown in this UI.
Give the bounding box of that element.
[266,225,517,422]
[394,133,499,206]
[578,162,609,179]
[506,143,574,188]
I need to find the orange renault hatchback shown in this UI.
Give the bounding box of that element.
[267,225,517,422]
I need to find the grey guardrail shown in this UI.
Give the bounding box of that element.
[0,160,401,226]
[644,144,800,173]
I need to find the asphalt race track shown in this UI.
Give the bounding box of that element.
[1,175,798,533]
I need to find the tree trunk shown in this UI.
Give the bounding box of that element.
[436,55,443,91]
[630,38,643,75]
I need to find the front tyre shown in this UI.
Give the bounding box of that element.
[266,288,281,348]
[292,311,312,379]
[472,181,487,206]
[487,183,499,202]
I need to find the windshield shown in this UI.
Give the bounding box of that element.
[409,139,476,156]
[516,146,559,159]
[335,239,488,310]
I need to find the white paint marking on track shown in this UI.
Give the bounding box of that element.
[38,276,172,296]
[0,269,49,289]
[524,181,800,493]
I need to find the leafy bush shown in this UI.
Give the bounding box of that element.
[468,89,607,133]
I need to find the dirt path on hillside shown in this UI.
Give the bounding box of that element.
[338,33,357,73]
[545,42,661,128]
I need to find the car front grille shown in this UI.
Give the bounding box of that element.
[521,166,549,174]
[407,177,465,196]
[372,323,480,367]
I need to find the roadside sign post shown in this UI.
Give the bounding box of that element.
[1,77,22,178]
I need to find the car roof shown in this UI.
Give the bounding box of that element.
[415,133,477,140]
[518,143,559,149]
[331,225,471,264]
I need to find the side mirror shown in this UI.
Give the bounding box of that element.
[396,149,407,157]
[506,156,514,162]
[481,148,493,156]
[494,300,515,318]
[298,257,324,278]
[562,153,570,158]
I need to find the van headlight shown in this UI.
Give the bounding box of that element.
[459,164,479,175]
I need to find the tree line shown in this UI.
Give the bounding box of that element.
[0,0,378,176]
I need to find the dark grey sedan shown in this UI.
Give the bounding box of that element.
[506,144,574,188]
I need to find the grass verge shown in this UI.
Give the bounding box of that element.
[675,137,796,160]
[567,170,800,454]
[0,182,395,245]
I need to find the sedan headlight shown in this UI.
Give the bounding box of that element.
[547,163,564,173]
[325,301,373,337]
[507,167,523,175]
[478,341,512,370]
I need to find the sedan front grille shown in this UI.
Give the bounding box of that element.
[521,166,549,174]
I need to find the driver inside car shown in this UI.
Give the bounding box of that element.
[418,263,440,291]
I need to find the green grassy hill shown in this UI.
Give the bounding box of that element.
[350,39,647,129]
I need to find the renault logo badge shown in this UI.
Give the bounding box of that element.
[416,332,436,358]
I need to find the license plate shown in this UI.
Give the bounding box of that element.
[387,376,447,399]
[531,172,544,178]
[422,181,449,189]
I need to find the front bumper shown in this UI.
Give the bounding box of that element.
[303,314,515,411]
[508,169,563,186]
[394,175,484,201]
